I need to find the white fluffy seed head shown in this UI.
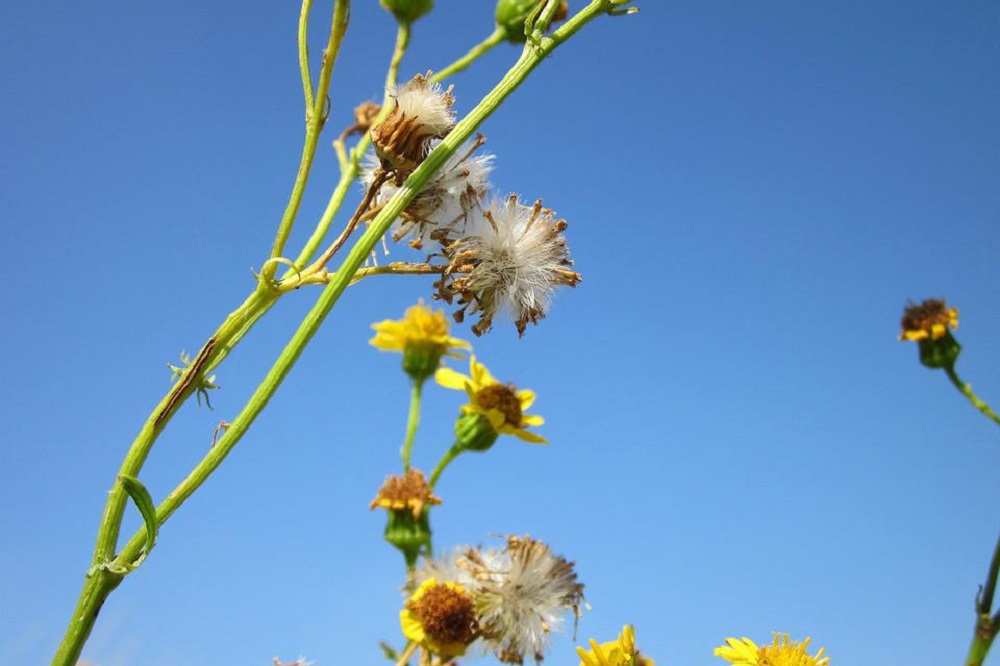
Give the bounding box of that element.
[363,141,494,249]
[391,76,456,137]
[446,195,581,336]
[371,74,457,178]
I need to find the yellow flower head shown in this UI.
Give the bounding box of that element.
[578,625,655,666]
[899,298,959,341]
[715,634,829,666]
[435,355,546,444]
[400,578,478,657]
[371,300,470,381]
[369,469,441,519]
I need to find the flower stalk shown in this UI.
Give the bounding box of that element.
[52,1,635,663]
[965,535,1000,666]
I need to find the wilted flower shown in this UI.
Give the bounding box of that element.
[400,578,479,657]
[371,73,456,180]
[438,194,581,336]
[370,299,470,381]
[370,469,441,519]
[436,355,546,447]
[715,634,829,666]
[413,536,584,664]
[899,298,959,341]
[471,535,585,664]
[898,298,962,369]
[363,139,494,249]
[577,625,655,666]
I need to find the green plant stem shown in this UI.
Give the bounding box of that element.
[401,379,423,471]
[53,3,626,663]
[428,444,461,488]
[298,0,316,109]
[945,365,1000,428]
[965,536,1000,666]
[433,26,505,82]
[287,22,409,277]
[265,0,350,282]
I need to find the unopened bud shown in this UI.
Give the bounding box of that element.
[379,0,433,25]
[495,0,568,43]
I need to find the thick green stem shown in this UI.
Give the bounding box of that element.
[433,27,505,82]
[265,0,350,281]
[945,365,1000,428]
[966,536,1000,666]
[401,380,423,470]
[50,570,123,666]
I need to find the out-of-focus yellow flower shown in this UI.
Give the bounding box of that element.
[371,300,470,381]
[899,298,959,341]
[436,355,546,444]
[578,625,655,666]
[715,634,829,666]
[400,578,478,657]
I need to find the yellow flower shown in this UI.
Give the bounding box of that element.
[899,298,959,341]
[435,355,546,444]
[371,300,470,381]
[715,634,829,666]
[400,578,478,657]
[578,625,655,666]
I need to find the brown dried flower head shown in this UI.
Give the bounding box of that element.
[371,73,456,181]
[369,468,441,518]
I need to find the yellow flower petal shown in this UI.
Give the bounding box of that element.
[517,389,537,410]
[436,366,471,391]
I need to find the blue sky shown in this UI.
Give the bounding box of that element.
[1,1,999,665]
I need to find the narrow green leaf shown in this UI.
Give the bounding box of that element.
[118,475,157,560]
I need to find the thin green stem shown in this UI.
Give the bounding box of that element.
[945,365,1000,428]
[298,0,315,110]
[265,0,350,282]
[428,444,461,489]
[432,27,505,82]
[288,22,410,277]
[55,3,628,662]
[401,380,423,471]
[387,23,410,91]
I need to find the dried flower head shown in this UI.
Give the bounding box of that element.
[351,100,382,134]
[715,634,829,666]
[370,469,441,519]
[400,578,479,657]
[578,625,656,666]
[470,535,585,664]
[363,138,494,249]
[438,195,581,336]
[371,73,456,180]
[436,355,546,445]
[899,298,959,341]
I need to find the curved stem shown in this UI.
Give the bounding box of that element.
[432,27,505,82]
[401,380,423,471]
[944,365,1000,428]
[265,0,351,281]
[395,641,419,666]
[428,444,461,489]
[387,23,410,92]
[298,0,315,110]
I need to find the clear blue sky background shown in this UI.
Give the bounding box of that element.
[1,1,998,665]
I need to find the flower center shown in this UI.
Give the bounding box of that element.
[407,583,477,646]
[476,384,523,427]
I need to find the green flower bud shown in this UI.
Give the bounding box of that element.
[454,413,500,452]
[384,508,432,568]
[379,0,433,24]
[495,0,568,43]
[918,330,962,370]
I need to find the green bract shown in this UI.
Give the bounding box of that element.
[495,0,543,43]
